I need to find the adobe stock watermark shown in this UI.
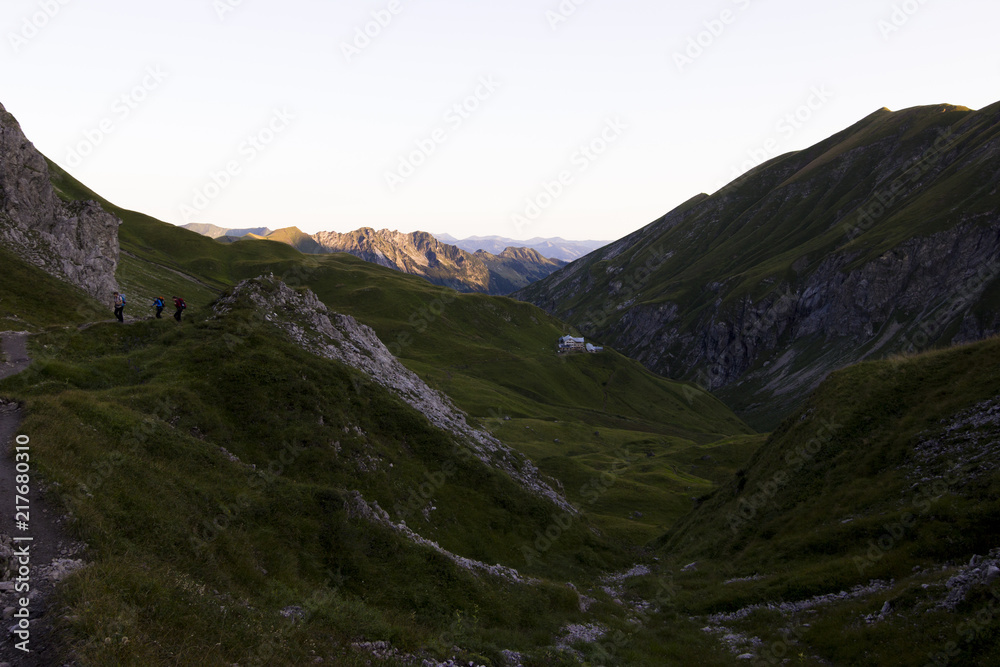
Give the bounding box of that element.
[340,0,408,63]
[922,584,1000,667]
[716,85,834,188]
[8,0,73,53]
[845,129,958,241]
[878,0,930,40]
[511,117,628,235]
[896,258,1000,356]
[214,0,247,21]
[853,468,961,575]
[249,585,339,667]
[726,418,842,535]
[684,285,801,402]
[383,291,457,357]
[179,108,294,223]
[672,0,756,72]
[384,76,501,192]
[189,439,308,553]
[589,573,680,664]
[577,241,671,338]
[521,448,635,566]
[546,0,589,31]
[64,66,168,169]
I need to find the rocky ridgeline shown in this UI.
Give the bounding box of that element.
[212,275,575,514]
[518,103,1000,425]
[0,102,119,301]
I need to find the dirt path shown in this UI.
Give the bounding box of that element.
[0,334,30,382]
[0,333,84,666]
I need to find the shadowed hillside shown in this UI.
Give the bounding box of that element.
[518,102,1000,429]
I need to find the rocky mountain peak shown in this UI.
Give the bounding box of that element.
[0,102,120,300]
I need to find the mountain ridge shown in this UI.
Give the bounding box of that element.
[188,224,568,295]
[517,101,1000,429]
[435,233,611,261]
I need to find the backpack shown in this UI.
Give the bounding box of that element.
[120,294,126,306]
[179,299,187,309]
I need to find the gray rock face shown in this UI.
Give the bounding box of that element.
[213,275,575,514]
[518,102,1000,427]
[0,102,119,300]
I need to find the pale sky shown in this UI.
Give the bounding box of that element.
[2,0,997,241]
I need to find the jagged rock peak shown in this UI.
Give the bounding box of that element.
[0,102,120,300]
[213,275,576,513]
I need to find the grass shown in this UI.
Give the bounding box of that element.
[0,245,106,331]
[0,111,996,664]
[3,306,633,665]
[1,165,767,663]
[650,335,1000,665]
[518,102,1000,430]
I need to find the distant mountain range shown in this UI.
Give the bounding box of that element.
[181,223,272,239]
[182,224,566,295]
[434,234,610,261]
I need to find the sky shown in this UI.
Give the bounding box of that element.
[1,0,998,242]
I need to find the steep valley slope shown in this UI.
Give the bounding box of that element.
[518,101,1000,429]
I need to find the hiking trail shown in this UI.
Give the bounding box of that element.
[0,332,85,666]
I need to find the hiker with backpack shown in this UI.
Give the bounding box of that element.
[113,291,126,323]
[153,296,165,319]
[172,296,187,322]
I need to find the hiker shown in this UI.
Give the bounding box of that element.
[153,296,165,319]
[172,296,186,322]
[113,291,126,323]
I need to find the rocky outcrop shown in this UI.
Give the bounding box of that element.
[198,225,565,295]
[0,102,120,300]
[518,102,1000,428]
[212,275,575,514]
[312,227,566,294]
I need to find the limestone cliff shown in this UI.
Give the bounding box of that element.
[0,102,120,300]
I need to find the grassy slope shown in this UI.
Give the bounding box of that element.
[652,336,1000,665]
[44,157,756,546]
[0,306,623,665]
[0,160,762,664]
[518,103,1000,429]
[0,245,106,331]
[267,252,754,545]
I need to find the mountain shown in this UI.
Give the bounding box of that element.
[259,225,324,253]
[652,334,1000,665]
[200,225,568,295]
[0,101,758,665]
[0,102,120,301]
[7,97,1000,665]
[436,234,611,261]
[181,222,271,238]
[517,102,1000,429]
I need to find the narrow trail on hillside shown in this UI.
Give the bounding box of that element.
[0,332,85,666]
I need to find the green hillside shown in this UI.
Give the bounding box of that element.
[518,102,1000,430]
[39,159,754,547]
[0,157,764,664]
[651,336,1000,665]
